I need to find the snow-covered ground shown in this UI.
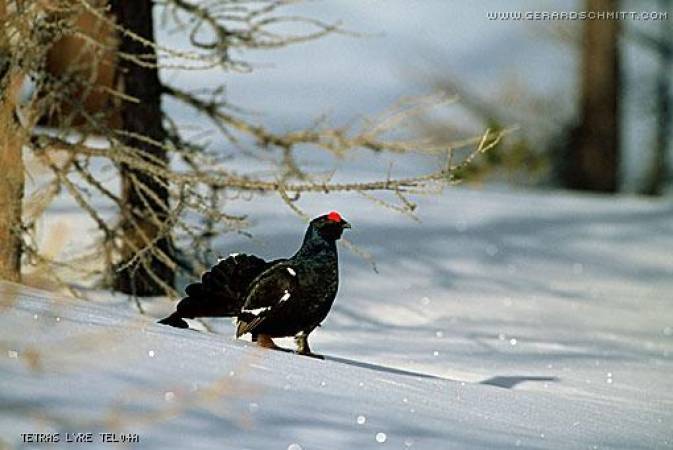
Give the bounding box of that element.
[2,188,672,449]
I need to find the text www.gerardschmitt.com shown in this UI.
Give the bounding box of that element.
[487,10,669,21]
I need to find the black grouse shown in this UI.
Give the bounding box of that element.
[159,211,351,355]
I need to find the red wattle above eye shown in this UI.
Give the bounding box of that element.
[327,211,342,222]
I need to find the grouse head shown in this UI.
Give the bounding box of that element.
[308,211,351,242]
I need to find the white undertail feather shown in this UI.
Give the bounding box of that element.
[245,306,271,316]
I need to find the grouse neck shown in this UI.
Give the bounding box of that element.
[294,226,338,259]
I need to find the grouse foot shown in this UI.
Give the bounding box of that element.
[256,334,279,349]
[294,333,324,359]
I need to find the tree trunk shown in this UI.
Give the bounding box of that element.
[562,0,621,192]
[110,0,174,296]
[640,0,672,196]
[0,0,24,282]
[0,69,25,283]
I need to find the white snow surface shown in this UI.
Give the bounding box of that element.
[2,188,673,449]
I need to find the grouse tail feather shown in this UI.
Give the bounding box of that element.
[157,313,189,328]
[158,253,272,327]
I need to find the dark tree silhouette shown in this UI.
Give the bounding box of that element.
[562,0,621,192]
[110,0,175,295]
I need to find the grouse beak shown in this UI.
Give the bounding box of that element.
[342,221,352,229]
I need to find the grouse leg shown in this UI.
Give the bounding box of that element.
[295,332,323,359]
[256,334,280,349]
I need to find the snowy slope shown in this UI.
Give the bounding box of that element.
[2,188,673,449]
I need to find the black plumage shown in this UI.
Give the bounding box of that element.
[159,211,351,355]
[158,253,274,328]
